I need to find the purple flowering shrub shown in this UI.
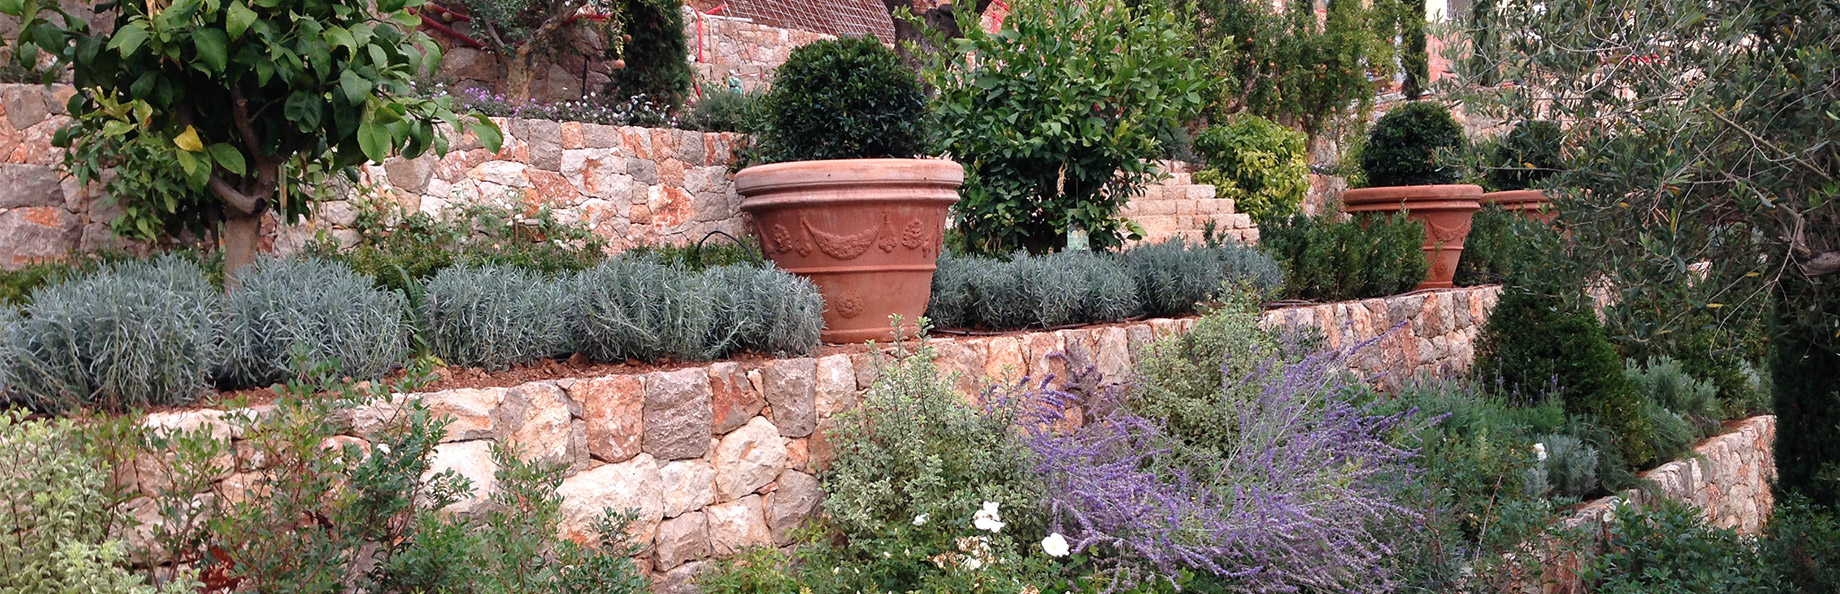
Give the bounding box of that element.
[1016,336,1422,592]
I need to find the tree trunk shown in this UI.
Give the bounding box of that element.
[222,211,263,289]
[882,0,995,71]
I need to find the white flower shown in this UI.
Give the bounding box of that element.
[962,556,984,571]
[912,513,929,526]
[1533,442,1547,462]
[376,443,392,455]
[1041,533,1070,558]
[972,501,1006,533]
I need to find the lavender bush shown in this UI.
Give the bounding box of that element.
[1016,336,1420,592]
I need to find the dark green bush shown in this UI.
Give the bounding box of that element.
[754,36,927,164]
[683,89,764,133]
[929,250,1142,330]
[704,264,825,357]
[1765,495,1840,593]
[421,265,576,371]
[1475,288,1654,466]
[1129,294,1285,455]
[1258,211,1427,301]
[1486,120,1563,192]
[1359,101,1466,188]
[1454,203,1558,286]
[220,257,410,388]
[601,0,693,111]
[0,256,220,412]
[1192,114,1311,222]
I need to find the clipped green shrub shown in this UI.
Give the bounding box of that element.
[930,250,1142,330]
[1258,211,1427,301]
[684,89,764,133]
[1124,240,1226,317]
[1192,114,1311,222]
[0,256,220,412]
[1,411,198,594]
[1476,288,1653,466]
[315,199,607,300]
[754,36,927,164]
[704,264,825,356]
[1626,356,1722,438]
[220,257,410,388]
[1486,120,1563,191]
[626,235,766,271]
[1359,101,1466,188]
[421,265,575,371]
[1534,433,1600,499]
[1454,202,1559,286]
[573,258,715,362]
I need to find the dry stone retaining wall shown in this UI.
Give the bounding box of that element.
[119,286,1503,589]
[1537,415,1777,593]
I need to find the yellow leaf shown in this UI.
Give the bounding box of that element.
[1745,271,1760,277]
[174,126,204,152]
[1706,303,1723,309]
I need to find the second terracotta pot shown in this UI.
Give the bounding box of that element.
[734,158,963,344]
[1342,184,1484,290]
[1482,189,1557,223]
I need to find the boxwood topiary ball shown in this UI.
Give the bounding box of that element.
[1360,101,1466,188]
[758,36,928,163]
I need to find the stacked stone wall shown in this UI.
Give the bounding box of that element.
[119,285,1503,589]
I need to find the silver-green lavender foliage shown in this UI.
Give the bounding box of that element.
[422,265,576,371]
[0,411,198,594]
[0,256,219,412]
[220,257,409,387]
[704,265,824,357]
[1124,239,1225,317]
[930,251,1142,329]
[1626,356,1723,437]
[1215,242,1284,296]
[924,252,978,328]
[1533,433,1600,499]
[573,257,716,361]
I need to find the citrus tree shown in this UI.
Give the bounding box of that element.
[2,0,502,282]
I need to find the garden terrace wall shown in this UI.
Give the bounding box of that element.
[117,285,1500,591]
[1538,415,1777,593]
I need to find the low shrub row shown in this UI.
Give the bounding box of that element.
[925,240,1282,330]
[1258,210,1428,302]
[0,254,822,413]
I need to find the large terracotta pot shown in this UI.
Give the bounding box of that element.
[734,158,963,344]
[1482,189,1557,224]
[1342,184,1484,290]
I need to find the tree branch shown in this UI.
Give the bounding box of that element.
[209,175,267,216]
[228,85,263,156]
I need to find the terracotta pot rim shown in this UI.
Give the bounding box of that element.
[1342,184,1485,204]
[1482,189,1549,205]
[734,158,966,195]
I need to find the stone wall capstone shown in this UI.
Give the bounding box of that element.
[120,285,1505,590]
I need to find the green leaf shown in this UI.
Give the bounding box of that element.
[209,143,246,176]
[339,69,372,105]
[0,0,26,16]
[226,1,257,39]
[324,25,355,51]
[108,23,150,57]
[175,149,200,176]
[192,29,229,73]
[284,91,322,131]
[469,115,503,153]
[358,120,389,162]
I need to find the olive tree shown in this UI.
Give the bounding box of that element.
[1448,0,1840,503]
[2,0,503,282]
